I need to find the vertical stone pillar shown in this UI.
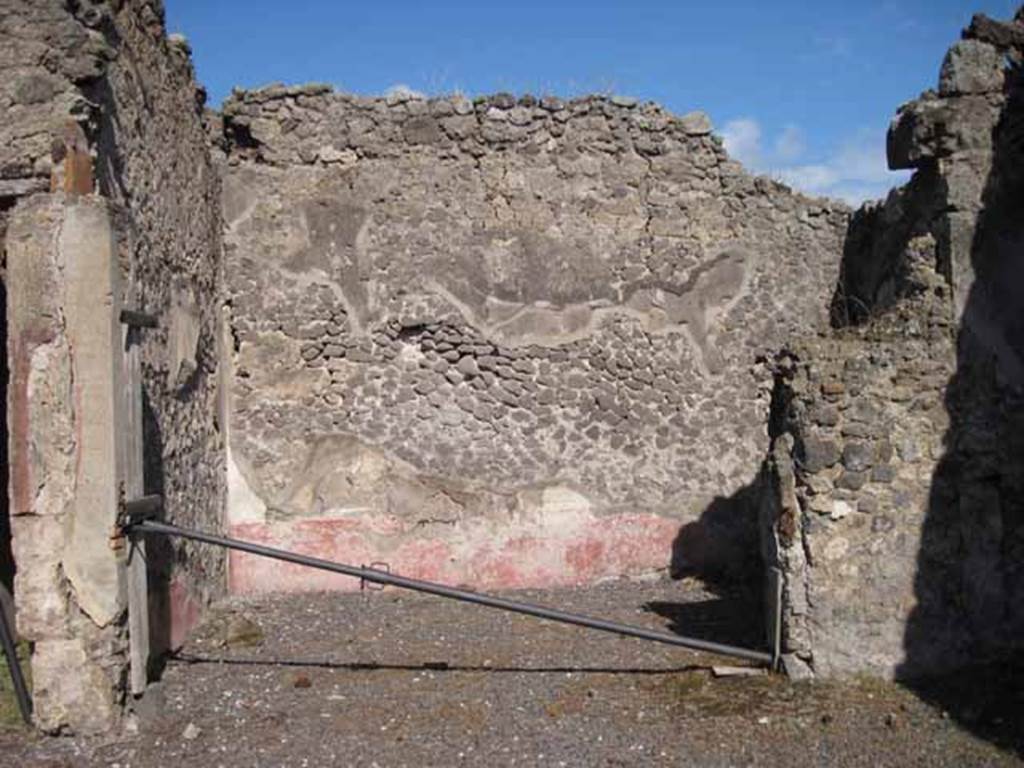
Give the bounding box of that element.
[6,194,126,733]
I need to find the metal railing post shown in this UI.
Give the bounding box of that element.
[0,598,32,725]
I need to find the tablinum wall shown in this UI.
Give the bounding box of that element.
[215,88,850,594]
[2,0,851,731]
[6,0,1020,737]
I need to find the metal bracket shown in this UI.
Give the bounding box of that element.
[118,494,164,531]
[119,309,158,329]
[360,561,390,593]
[113,494,163,562]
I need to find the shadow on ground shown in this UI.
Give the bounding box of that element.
[170,653,706,676]
[905,657,1024,757]
[643,593,765,651]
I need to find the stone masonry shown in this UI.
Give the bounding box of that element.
[2,0,224,732]
[761,9,1024,679]
[2,0,1022,736]
[215,87,849,593]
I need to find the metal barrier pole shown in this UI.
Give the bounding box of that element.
[129,519,772,665]
[0,598,31,724]
[770,566,783,672]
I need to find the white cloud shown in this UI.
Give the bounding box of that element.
[720,116,908,206]
[775,130,909,205]
[721,118,762,169]
[383,83,425,100]
[774,124,805,162]
[777,164,837,190]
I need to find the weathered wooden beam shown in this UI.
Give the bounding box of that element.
[121,305,150,696]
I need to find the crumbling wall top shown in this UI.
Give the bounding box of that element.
[216,83,845,213]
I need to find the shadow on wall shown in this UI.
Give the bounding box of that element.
[899,58,1024,756]
[140,390,174,683]
[827,163,943,329]
[670,480,764,588]
[662,476,768,650]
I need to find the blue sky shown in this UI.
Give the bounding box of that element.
[165,1,1019,204]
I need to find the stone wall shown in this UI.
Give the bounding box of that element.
[5,2,1014,732]
[762,10,1024,679]
[217,88,849,593]
[81,0,226,637]
[7,195,126,733]
[0,0,107,629]
[1,0,224,732]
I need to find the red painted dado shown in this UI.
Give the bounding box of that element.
[227,513,680,594]
[9,329,57,516]
[167,578,203,651]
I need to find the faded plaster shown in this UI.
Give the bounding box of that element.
[219,89,849,592]
[60,200,124,628]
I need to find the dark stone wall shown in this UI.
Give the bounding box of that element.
[762,9,1024,680]
[83,0,226,618]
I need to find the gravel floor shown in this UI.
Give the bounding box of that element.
[1,577,1021,767]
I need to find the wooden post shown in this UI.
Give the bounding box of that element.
[121,318,150,696]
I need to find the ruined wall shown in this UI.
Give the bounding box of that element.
[1,0,224,731]
[0,0,110,637]
[81,0,226,637]
[7,195,126,732]
[217,88,849,593]
[763,10,1024,679]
